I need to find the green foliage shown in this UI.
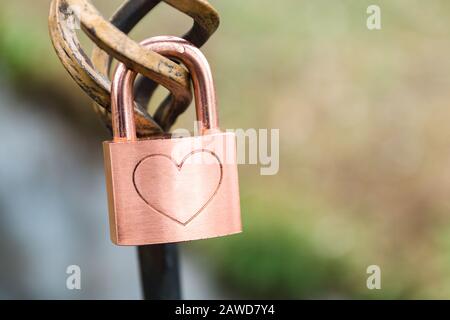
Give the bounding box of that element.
[0,10,55,81]
[201,195,345,298]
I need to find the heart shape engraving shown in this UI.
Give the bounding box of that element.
[132,149,223,225]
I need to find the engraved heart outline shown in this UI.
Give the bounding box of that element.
[132,149,223,226]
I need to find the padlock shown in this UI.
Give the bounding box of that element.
[103,36,242,245]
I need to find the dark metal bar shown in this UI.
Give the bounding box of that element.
[138,244,181,300]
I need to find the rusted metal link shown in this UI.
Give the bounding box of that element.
[49,0,219,135]
[91,0,220,132]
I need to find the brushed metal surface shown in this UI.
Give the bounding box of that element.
[104,133,241,245]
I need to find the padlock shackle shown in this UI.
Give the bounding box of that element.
[111,36,219,141]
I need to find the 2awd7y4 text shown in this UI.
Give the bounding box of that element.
[175,304,275,317]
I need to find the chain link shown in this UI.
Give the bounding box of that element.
[49,0,219,135]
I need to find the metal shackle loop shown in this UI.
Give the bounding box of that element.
[111,36,219,141]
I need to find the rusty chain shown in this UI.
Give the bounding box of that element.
[48,0,219,136]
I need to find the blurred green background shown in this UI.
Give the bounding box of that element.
[0,0,449,299]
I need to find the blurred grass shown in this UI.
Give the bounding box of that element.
[1,0,450,299]
[0,2,58,80]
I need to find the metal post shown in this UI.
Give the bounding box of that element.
[138,244,181,299]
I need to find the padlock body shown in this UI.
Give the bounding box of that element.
[103,132,241,245]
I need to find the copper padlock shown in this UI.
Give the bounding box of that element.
[103,36,242,245]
